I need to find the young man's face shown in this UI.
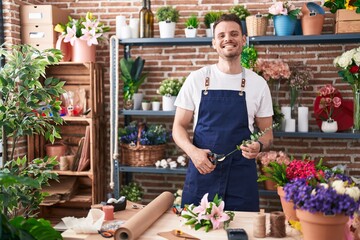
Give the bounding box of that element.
[212,21,246,60]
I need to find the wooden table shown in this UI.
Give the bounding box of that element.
[62,204,301,240]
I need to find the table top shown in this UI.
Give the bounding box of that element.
[62,205,302,240]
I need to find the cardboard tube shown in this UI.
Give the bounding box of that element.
[114,191,174,240]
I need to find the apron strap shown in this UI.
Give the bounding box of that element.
[203,66,246,96]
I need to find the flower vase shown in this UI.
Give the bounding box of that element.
[162,96,176,111]
[321,119,338,133]
[72,38,96,63]
[353,86,360,133]
[273,15,297,36]
[277,186,298,221]
[270,80,281,105]
[296,209,348,240]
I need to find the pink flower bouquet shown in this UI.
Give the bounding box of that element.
[181,193,234,232]
[255,59,291,82]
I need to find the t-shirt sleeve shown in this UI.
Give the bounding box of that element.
[256,83,274,118]
[174,72,196,111]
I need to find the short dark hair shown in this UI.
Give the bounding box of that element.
[213,13,243,37]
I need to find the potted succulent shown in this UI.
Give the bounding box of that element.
[0,44,65,239]
[184,14,199,38]
[203,11,223,37]
[151,97,161,111]
[156,6,180,38]
[141,99,151,111]
[157,77,185,111]
[120,56,147,110]
[229,5,250,35]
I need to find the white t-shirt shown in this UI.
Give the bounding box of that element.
[174,64,274,132]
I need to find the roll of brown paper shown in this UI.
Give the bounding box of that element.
[114,191,174,240]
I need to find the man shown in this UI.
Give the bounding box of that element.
[172,14,274,211]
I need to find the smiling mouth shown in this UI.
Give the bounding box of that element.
[222,44,236,49]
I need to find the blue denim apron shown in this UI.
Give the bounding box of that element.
[181,67,259,211]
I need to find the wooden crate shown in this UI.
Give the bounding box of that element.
[335,9,360,34]
[27,63,104,222]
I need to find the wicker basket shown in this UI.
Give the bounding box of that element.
[246,14,268,37]
[120,143,166,167]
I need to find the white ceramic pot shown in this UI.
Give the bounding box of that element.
[152,101,161,111]
[132,93,143,110]
[142,102,151,111]
[159,21,176,38]
[205,28,212,37]
[321,119,338,133]
[162,95,176,111]
[185,28,197,38]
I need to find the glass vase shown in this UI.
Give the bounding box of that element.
[353,85,360,133]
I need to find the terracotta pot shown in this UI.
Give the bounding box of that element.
[301,14,324,35]
[71,38,96,63]
[277,186,299,221]
[296,209,348,240]
[45,142,67,160]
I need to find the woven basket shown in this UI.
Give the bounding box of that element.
[120,143,166,167]
[246,14,268,37]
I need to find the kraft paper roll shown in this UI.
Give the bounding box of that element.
[114,191,174,240]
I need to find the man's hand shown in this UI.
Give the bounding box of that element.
[189,148,216,174]
[240,141,261,159]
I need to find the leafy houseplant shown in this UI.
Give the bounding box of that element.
[204,11,222,29]
[0,44,65,239]
[241,45,258,69]
[185,15,199,29]
[120,56,147,109]
[120,182,144,202]
[229,5,250,35]
[157,78,185,97]
[156,6,180,38]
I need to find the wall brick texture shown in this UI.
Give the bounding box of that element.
[4,0,360,212]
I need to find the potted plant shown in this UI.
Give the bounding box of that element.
[0,44,65,238]
[284,171,360,240]
[151,97,161,111]
[120,182,144,203]
[184,14,199,38]
[229,5,250,35]
[204,11,223,37]
[157,77,185,111]
[54,11,110,62]
[155,6,180,38]
[141,99,151,111]
[120,56,147,110]
[268,1,301,36]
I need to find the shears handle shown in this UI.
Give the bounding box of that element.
[207,152,218,165]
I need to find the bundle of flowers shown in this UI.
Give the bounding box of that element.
[258,157,328,187]
[118,121,171,145]
[268,1,301,19]
[54,12,110,46]
[314,84,342,121]
[256,151,290,167]
[181,193,234,232]
[288,65,313,108]
[284,175,360,216]
[255,59,291,82]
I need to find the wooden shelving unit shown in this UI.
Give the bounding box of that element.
[27,62,105,221]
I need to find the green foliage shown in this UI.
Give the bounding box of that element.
[156,6,180,23]
[1,213,62,240]
[204,11,223,28]
[237,123,279,148]
[185,15,199,29]
[0,156,58,219]
[0,44,65,159]
[120,56,147,101]
[324,0,360,14]
[258,161,288,187]
[241,45,258,69]
[229,5,250,20]
[120,182,143,202]
[157,77,185,96]
[272,103,284,127]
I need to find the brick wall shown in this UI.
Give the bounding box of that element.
[4,0,360,211]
